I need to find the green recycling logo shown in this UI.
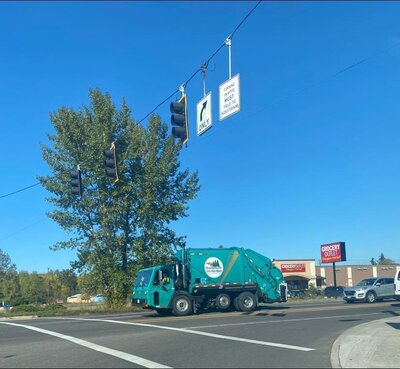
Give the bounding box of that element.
[204,257,224,278]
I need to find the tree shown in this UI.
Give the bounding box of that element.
[370,253,397,265]
[378,253,396,265]
[18,272,47,304]
[0,249,19,302]
[39,89,200,305]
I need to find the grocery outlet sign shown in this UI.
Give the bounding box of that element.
[320,242,346,263]
[280,263,306,273]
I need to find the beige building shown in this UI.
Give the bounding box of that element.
[274,259,317,290]
[275,259,400,290]
[316,264,400,287]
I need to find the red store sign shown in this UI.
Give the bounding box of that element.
[320,242,346,263]
[281,263,306,273]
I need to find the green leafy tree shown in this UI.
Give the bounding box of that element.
[55,269,78,300]
[38,89,200,305]
[18,272,47,304]
[370,257,377,265]
[0,249,19,302]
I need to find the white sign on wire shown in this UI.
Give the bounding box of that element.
[197,92,212,136]
[219,74,240,121]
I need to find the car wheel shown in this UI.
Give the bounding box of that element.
[366,292,377,303]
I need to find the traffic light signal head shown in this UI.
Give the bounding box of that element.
[103,143,119,183]
[170,94,188,144]
[70,170,82,197]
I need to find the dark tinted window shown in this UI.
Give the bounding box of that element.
[384,278,394,284]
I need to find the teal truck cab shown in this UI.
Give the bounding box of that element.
[132,247,287,316]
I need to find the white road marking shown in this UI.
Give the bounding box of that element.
[53,317,315,352]
[0,321,170,368]
[183,312,383,329]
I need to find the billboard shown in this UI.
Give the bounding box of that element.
[281,263,306,273]
[320,242,346,263]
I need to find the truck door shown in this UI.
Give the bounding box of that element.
[152,267,174,308]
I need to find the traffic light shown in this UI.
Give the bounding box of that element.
[70,169,82,197]
[103,142,119,183]
[170,93,189,145]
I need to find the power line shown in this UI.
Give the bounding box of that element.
[0,182,40,199]
[138,0,262,124]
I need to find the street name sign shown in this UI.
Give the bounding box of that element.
[219,73,240,121]
[197,92,212,136]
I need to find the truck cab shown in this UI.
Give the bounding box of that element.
[132,265,176,311]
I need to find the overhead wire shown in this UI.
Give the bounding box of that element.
[138,0,262,124]
[0,182,40,199]
[0,2,263,200]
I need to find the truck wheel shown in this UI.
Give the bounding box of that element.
[237,292,257,312]
[233,296,240,311]
[366,292,377,303]
[171,294,192,316]
[216,294,231,310]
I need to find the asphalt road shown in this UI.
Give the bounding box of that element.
[1,299,400,368]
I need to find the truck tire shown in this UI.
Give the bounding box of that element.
[216,293,231,310]
[366,292,377,303]
[233,296,240,311]
[171,294,192,316]
[237,292,257,312]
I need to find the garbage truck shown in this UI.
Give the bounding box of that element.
[132,246,287,316]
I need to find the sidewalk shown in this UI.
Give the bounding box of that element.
[331,315,400,368]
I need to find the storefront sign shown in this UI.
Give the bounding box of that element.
[281,263,306,273]
[320,242,346,263]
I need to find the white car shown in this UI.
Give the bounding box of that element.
[67,294,91,303]
[395,270,400,300]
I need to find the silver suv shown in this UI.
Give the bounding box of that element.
[343,277,395,303]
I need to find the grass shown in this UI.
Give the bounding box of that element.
[0,303,146,318]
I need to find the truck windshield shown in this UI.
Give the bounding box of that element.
[356,278,376,286]
[134,270,153,288]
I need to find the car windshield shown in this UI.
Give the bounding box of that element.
[134,269,153,288]
[356,278,376,286]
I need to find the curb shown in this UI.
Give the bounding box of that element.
[330,315,400,368]
[0,315,38,321]
[330,319,373,368]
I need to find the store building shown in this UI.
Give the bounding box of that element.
[275,259,400,290]
[274,259,317,290]
[316,264,400,287]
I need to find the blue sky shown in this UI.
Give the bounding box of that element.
[1,1,400,273]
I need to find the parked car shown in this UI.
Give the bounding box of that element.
[66,294,91,303]
[289,289,306,298]
[395,270,400,300]
[343,277,395,303]
[324,286,345,298]
[0,301,13,311]
[90,294,105,303]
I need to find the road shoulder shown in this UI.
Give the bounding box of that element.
[331,314,400,368]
